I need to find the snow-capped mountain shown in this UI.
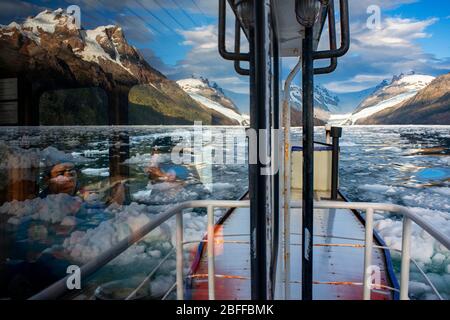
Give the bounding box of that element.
[288,84,340,123]
[333,80,390,114]
[0,9,162,82]
[289,84,340,113]
[342,73,435,125]
[0,9,237,125]
[359,72,450,125]
[177,77,249,125]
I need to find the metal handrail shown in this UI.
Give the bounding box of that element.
[290,200,450,300]
[30,200,450,301]
[29,200,249,300]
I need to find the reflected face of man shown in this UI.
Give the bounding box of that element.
[48,163,77,195]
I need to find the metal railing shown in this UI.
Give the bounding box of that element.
[30,200,450,301]
[29,200,249,300]
[292,200,450,300]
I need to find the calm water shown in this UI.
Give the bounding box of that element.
[0,126,449,299]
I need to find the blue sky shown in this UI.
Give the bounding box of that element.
[1,0,449,95]
[389,1,450,59]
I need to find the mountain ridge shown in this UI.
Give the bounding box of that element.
[358,72,450,125]
[0,9,238,125]
[177,77,249,125]
[340,73,435,125]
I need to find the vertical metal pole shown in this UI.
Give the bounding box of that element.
[176,212,184,300]
[302,26,314,301]
[207,205,216,300]
[331,127,342,200]
[270,30,280,300]
[325,125,332,144]
[283,97,292,300]
[400,217,412,300]
[282,58,302,300]
[249,0,268,300]
[363,208,374,300]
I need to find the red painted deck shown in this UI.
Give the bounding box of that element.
[188,193,395,300]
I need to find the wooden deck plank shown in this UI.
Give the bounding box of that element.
[188,196,395,300]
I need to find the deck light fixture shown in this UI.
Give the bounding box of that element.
[235,0,254,27]
[295,0,326,28]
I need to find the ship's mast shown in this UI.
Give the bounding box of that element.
[301,24,315,300]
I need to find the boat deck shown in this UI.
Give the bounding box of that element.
[188,192,395,300]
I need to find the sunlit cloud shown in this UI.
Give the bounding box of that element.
[321,15,448,93]
[170,24,249,94]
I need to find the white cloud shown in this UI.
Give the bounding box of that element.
[321,15,448,93]
[354,17,438,47]
[325,74,390,93]
[170,24,249,94]
[348,0,419,17]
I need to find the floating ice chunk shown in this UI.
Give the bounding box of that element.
[132,190,153,202]
[375,206,450,274]
[379,146,403,152]
[149,275,174,298]
[126,214,150,233]
[385,187,397,195]
[63,202,154,263]
[32,194,83,223]
[0,143,93,170]
[62,201,225,271]
[409,281,431,296]
[81,168,110,177]
[61,216,77,227]
[433,188,450,197]
[41,146,91,167]
[148,250,161,259]
[7,217,22,225]
[111,244,149,266]
[402,190,450,212]
[203,182,233,191]
[0,194,82,224]
[432,253,446,265]
[82,150,109,158]
[0,142,40,169]
[131,181,208,205]
[141,223,171,243]
[359,184,393,193]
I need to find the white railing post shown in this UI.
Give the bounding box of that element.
[176,211,184,300]
[282,58,301,300]
[363,208,374,300]
[400,217,412,300]
[207,205,216,300]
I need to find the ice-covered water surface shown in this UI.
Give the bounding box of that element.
[328,126,450,300]
[287,126,450,300]
[0,126,449,299]
[0,126,248,299]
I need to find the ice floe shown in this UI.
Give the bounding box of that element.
[0,194,82,224]
[81,168,110,177]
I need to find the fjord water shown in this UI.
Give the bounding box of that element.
[320,126,450,300]
[0,126,448,299]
